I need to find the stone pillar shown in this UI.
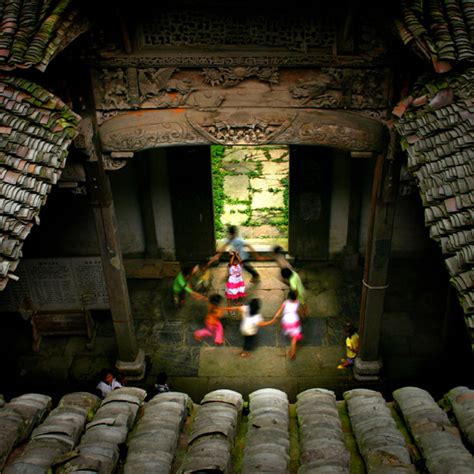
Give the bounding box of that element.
[80,118,145,379]
[355,132,400,381]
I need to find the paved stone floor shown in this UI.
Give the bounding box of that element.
[1,256,472,404]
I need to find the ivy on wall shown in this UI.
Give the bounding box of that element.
[211,145,289,242]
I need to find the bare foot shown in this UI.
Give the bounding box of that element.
[240,352,251,358]
[288,351,296,360]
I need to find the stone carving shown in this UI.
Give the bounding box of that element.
[100,68,129,109]
[296,122,378,150]
[96,110,122,125]
[186,111,296,145]
[138,68,193,106]
[102,123,198,151]
[186,90,225,110]
[102,156,128,171]
[289,71,340,106]
[350,69,388,108]
[356,109,388,122]
[74,118,97,161]
[98,67,195,109]
[203,67,279,87]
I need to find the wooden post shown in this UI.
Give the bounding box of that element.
[80,117,145,378]
[355,130,400,380]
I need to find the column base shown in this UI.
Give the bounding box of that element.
[353,357,383,381]
[116,349,146,381]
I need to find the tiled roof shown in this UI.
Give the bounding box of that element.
[394,1,474,73]
[0,74,80,290]
[0,1,89,290]
[393,0,474,347]
[1,386,473,472]
[393,68,474,346]
[0,0,89,73]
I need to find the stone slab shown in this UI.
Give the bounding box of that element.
[223,175,249,201]
[199,346,287,376]
[286,347,345,377]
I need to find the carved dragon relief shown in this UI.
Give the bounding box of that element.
[97,67,195,109]
[185,110,296,145]
[202,66,279,87]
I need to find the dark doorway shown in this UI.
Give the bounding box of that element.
[289,146,332,260]
[167,147,216,261]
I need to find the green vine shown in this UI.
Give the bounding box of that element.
[211,145,227,239]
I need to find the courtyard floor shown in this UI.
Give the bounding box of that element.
[1,255,472,404]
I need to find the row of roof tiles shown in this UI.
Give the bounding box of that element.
[0,385,473,473]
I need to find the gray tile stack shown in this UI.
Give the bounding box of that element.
[0,74,80,290]
[124,391,191,473]
[444,385,474,451]
[4,392,100,474]
[0,393,52,470]
[394,2,474,65]
[394,0,474,347]
[180,389,243,473]
[344,388,414,473]
[0,0,89,72]
[0,0,89,292]
[296,388,349,473]
[394,68,474,346]
[393,386,474,474]
[54,387,147,473]
[242,388,290,473]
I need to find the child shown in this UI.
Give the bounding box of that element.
[237,298,264,358]
[194,293,240,345]
[280,267,308,316]
[190,259,214,296]
[337,323,359,369]
[215,225,261,282]
[155,372,170,394]
[225,251,246,309]
[173,265,206,309]
[96,368,123,398]
[261,290,303,360]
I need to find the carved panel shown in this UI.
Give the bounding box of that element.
[186,110,296,145]
[136,10,335,51]
[96,67,194,109]
[294,122,379,151]
[203,67,279,87]
[102,156,128,171]
[101,121,199,151]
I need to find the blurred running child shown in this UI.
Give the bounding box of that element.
[173,265,206,309]
[194,293,241,345]
[237,298,265,358]
[225,251,246,309]
[261,290,303,360]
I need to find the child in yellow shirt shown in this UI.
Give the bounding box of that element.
[338,323,359,369]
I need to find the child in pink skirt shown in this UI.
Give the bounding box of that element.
[260,290,303,360]
[225,251,246,309]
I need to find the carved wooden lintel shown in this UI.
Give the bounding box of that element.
[99,108,385,152]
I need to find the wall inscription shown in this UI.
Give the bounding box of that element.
[0,257,109,312]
